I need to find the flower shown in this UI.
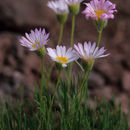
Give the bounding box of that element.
[47,45,79,67]
[65,0,83,5]
[47,0,69,14]
[74,41,109,63]
[19,28,49,51]
[82,0,117,21]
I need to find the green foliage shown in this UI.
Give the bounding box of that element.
[0,77,129,130]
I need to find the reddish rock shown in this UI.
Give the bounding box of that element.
[116,0,130,15]
[122,71,130,92]
[2,66,13,77]
[0,0,55,28]
[90,86,114,100]
[88,72,105,89]
[116,93,129,114]
[95,58,123,84]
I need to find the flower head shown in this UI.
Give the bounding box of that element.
[65,0,83,5]
[82,0,117,21]
[20,28,49,51]
[47,45,78,67]
[47,0,69,14]
[74,41,109,63]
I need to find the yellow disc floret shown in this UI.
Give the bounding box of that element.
[56,57,68,64]
[32,42,40,48]
[95,10,106,19]
[84,56,94,63]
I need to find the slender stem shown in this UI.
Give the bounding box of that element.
[68,63,72,83]
[68,15,76,85]
[70,69,88,109]
[97,30,103,47]
[58,24,64,45]
[79,68,92,103]
[40,55,44,102]
[47,63,55,85]
[70,15,75,47]
[38,55,45,130]
[47,70,61,130]
[75,61,84,72]
[81,70,91,93]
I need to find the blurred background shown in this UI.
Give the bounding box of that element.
[0,0,130,113]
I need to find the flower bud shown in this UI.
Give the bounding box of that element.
[82,59,94,72]
[55,62,63,71]
[68,4,80,15]
[56,14,68,24]
[94,20,108,32]
[36,47,46,57]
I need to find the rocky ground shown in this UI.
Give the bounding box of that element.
[0,0,130,114]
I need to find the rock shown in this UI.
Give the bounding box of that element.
[86,99,96,109]
[0,90,11,104]
[8,55,17,68]
[116,93,129,114]
[116,0,130,15]
[95,58,123,84]
[1,66,13,77]
[122,71,130,92]
[0,32,41,95]
[88,72,105,89]
[90,86,114,100]
[0,83,12,94]
[112,19,126,44]
[0,0,55,29]
[24,53,41,74]
[13,71,24,88]
[0,33,13,64]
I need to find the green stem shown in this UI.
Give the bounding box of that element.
[68,63,72,83]
[97,30,103,47]
[79,68,92,103]
[47,70,61,130]
[58,24,64,45]
[47,63,55,86]
[70,15,75,47]
[75,61,84,72]
[70,69,88,109]
[68,15,76,85]
[81,70,91,94]
[40,55,44,102]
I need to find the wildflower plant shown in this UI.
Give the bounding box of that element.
[18,0,119,129]
[19,0,120,129]
[1,0,128,130]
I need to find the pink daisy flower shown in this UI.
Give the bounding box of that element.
[19,28,49,51]
[82,0,117,21]
[74,41,109,62]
